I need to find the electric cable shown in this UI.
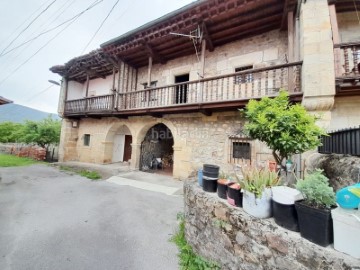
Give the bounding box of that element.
[0,0,104,58]
[81,0,120,54]
[0,0,103,87]
[0,0,58,56]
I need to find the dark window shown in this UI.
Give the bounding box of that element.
[175,74,189,104]
[234,65,253,84]
[84,134,90,146]
[232,142,251,160]
[142,81,157,89]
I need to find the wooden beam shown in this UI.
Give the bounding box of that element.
[280,0,290,30]
[288,11,294,62]
[144,43,166,64]
[85,73,90,97]
[201,22,214,52]
[147,56,152,87]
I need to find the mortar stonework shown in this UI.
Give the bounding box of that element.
[59,113,272,180]
[184,181,360,270]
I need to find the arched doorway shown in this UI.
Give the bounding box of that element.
[139,123,174,175]
[112,125,132,163]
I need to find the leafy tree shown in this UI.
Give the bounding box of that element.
[0,122,23,143]
[243,91,326,167]
[18,116,61,150]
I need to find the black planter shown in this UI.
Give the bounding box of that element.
[217,180,228,199]
[202,176,218,193]
[203,164,220,174]
[295,201,334,247]
[203,169,219,178]
[272,200,299,232]
[227,184,243,207]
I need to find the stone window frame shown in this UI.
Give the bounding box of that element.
[228,134,253,164]
[83,134,91,146]
[234,65,254,84]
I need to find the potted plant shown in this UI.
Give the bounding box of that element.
[295,169,336,247]
[227,182,242,207]
[217,171,230,199]
[238,166,280,218]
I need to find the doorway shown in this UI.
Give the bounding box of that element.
[140,123,174,175]
[112,125,132,163]
[175,74,189,104]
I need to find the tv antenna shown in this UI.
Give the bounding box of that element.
[170,25,203,62]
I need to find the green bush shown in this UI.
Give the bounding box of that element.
[295,170,336,209]
[170,213,220,270]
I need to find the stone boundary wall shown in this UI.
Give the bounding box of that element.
[0,143,46,161]
[184,181,360,270]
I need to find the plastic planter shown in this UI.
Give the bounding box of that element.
[272,200,299,231]
[242,189,272,218]
[217,179,229,199]
[295,201,334,247]
[227,183,242,207]
[202,176,217,193]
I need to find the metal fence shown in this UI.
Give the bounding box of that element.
[318,127,360,156]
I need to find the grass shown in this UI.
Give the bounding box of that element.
[59,165,102,180]
[170,213,220,270]
[0,153,40,167]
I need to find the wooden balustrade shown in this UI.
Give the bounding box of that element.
[334,42,360,77]
[65,94,114,114]
[64,62,302,116]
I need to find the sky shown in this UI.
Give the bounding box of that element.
[0,0,194,113]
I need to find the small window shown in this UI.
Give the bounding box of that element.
[234,65,253,84]
[84,134,90,146]
[142,81,157,89]
[232,141,251,160]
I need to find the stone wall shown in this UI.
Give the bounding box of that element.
[59,112,273,180]
[329,96,360,131]
[306,153,360,191]
[184,181,360,270]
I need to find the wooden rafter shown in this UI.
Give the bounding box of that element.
[280,0,290,30]
[144,42,166,64]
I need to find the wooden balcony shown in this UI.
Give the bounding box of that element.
[64,62,303,118]
[334,42,360,96]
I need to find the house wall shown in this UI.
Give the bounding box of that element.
[59,113,273,180]
[328,96,360,130]
[337,12,360,43]
[136,29,288,88]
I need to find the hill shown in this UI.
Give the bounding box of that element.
[0,104,60,123]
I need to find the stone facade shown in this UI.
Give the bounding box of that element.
[184,181,360,270]
[59,112,273,180]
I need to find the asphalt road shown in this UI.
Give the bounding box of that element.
[0,165,183,270]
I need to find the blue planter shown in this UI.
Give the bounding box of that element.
[198,170,203,187]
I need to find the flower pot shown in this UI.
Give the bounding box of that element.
[203,164,220,174]
[272,186,303,232]
[203,170,219,178]
[198,169,203,187]
[217,179,229,199]
[227,183,242,207]
[272,200,299,231]
[242,189,272,218]
[332,207,360,258]
[202,176,217,193]
[295,200,334,247]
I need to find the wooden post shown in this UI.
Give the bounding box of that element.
[287,11,294,93]
[199,39,206,102]
[85,73,90,111]
[329,4,341,77]
[147,56,152,106]
[116,60,122,110]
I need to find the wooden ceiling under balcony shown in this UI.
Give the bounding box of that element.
[101,0,298,68]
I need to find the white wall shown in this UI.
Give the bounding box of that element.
[67,80,85,100]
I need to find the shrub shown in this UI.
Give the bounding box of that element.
[295,170,336,209]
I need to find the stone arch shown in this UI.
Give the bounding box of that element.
[103,123,134,163]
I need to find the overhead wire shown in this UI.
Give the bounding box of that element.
[0,0,104,87]
[81,0,120,54]
[0,0,77,71]
[0,0,104,58]
[0,0,58,57]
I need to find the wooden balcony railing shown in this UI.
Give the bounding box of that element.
[334,42,360,78]
[64,61,302,116]
[65,94,114,114]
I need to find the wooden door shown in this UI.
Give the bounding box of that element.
[112,134,125,162]
[123,135,132,161]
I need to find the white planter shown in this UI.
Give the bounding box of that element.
[243,189,272,218]
[332,207,360,258]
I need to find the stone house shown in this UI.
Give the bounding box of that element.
[50,0,360,180]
